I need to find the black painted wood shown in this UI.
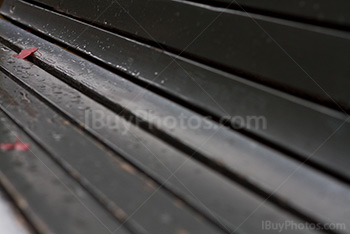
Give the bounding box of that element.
[0,41,325,234]
[1,2,350,183]
[0,28,349,233]
[0,107,132,234]
[186,0,350,29]
[0,72,226,234]
[0,0,349,233]
[12,0,350,112]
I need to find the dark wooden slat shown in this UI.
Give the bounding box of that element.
[7,0,350,111]
[0,108,132,234]
[0,43,323,234]
[1,6,350,183]
[0,74,226,234]
[0,32,349,233]
[186,0,350,29]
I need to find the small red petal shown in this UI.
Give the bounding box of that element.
[0,143,15,151]
[14,142,30,151]
[14,48,38,59]
[0,140,30,152]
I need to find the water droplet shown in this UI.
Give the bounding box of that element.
[52,132,63,141]
[10,5,16,14]
[77,106,87,110]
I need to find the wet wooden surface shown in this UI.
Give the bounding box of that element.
[0,0,349,233]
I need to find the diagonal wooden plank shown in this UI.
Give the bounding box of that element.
[6,0,350,111]
[185,0,350,29]
[0,35,348,233]
[1,5,350,183]
[0,72,227,234]
[0,110,132,234]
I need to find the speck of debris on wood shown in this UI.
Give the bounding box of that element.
[70,170,81,180]
[62,120,70,126]
[19,91,31,103]
[176,229,189,234]
[144,179,156,192]
[114,208,127,220]
[119,162,136,175]
[174,199,184,209]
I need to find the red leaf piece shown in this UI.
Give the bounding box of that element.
[14,141,30,151]
[0,141,30,152]
[0,143,15,151]
[14,48,38,59]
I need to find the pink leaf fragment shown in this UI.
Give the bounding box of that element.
[14,48,38,59]
[1,141,30,152]
[14,141,30,151]
[0,143,15,151]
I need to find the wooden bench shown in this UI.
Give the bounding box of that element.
[0,0,349,233]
